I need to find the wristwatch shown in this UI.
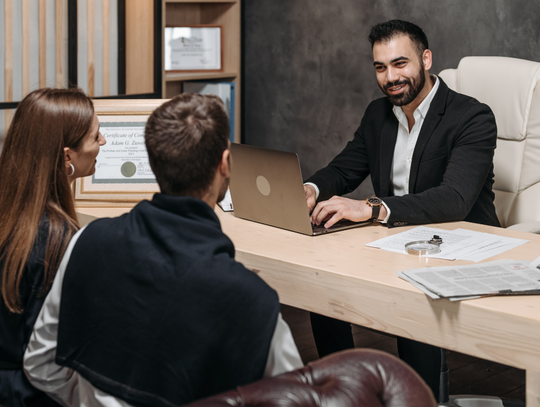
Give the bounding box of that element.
[365,196,383,221]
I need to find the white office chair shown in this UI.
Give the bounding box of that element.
[439,56,540,232]
[436,56,538,407]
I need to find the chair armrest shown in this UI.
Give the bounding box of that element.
[185,348,436,407]
[506,221,540,234]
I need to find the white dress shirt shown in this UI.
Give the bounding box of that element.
[390,75,440,197]
[305,75,440,223]
[24,227,303,407]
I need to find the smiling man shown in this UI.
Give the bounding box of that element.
[304,20,499,399]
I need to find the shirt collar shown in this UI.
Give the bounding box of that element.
[393,75,440,123]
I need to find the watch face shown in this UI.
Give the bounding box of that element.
[367,196,382,206]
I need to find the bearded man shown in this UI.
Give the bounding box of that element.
[304,20,499,399]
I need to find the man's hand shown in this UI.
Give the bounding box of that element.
[304,185,317,212]
[310,196,387,228]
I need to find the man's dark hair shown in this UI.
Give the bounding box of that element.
[368,20,429,59]
[145,93,229,197]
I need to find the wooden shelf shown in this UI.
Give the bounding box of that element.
[161,0,241,141]
[165,71,238,82]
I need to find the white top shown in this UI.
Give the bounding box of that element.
[24,227,303,407]
[305,75,440,223]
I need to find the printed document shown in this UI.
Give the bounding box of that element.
[397,259,540,301]
[367,226,528,262]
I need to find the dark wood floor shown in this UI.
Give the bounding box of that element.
[281,304,525,402]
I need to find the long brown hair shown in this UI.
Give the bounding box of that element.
[0,88,94,313]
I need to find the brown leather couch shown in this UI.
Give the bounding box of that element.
[186,348,437,407]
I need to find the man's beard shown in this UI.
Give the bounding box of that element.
[380,67,426,106]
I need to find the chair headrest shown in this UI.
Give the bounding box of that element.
[455,56,540,141]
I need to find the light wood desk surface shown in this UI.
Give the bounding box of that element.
[77,206,540,405]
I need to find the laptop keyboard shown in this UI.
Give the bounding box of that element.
[311,219,369,234]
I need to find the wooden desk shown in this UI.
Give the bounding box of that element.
[77,206,540,406]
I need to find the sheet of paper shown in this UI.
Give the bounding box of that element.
[529,255,540,269]
[397,271,441,299]
[397,271,481,300]
[450,229,529,262]
[366,226,529,262]
[401,259,540,298]
[217,188,234,212]
[367,227,483,260]
[435,229,501,260]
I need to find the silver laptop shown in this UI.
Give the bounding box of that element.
[228,143,372,236]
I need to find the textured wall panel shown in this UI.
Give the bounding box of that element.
[0,0,4,103]
[46,0,56,87]
[0,0,69,148]
[108,0,118,95]
[77,0,119,96]
[29,0,39,92]
[12,0,22,101]
[1,0,67,101]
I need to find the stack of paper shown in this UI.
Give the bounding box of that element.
[218,188,234,212]
[397,259,540,301]
[366,226,529,262]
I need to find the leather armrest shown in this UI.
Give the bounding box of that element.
[185,348,436,407]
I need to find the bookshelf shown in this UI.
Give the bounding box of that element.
[162,0,241,142]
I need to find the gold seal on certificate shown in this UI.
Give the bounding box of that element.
[164,26,222,72]
[121,162,137,178]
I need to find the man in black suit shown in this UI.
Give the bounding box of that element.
[304,20,499,399]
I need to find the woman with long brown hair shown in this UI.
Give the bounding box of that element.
[0,88,105,406]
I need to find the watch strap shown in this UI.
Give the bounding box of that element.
[371,204,380,221]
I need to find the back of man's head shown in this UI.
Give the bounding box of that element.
[145,94,229,197]
[368,20,429,60]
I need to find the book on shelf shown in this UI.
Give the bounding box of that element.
[183,81,235,142]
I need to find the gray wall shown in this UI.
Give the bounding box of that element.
[243,0,540,198]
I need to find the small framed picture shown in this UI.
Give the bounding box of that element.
[164,25,222,72]
[74,99,167,204]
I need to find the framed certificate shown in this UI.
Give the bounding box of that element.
[74,99,168,204]
[164,26,222,72]
[92,121,155,184]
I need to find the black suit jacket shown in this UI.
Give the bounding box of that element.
[306,78,500,228]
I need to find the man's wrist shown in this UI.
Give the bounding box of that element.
[365,196,383,221]
[363,197,390,223]
[303,182,320,199]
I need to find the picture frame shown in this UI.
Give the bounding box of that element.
[74,99,168,205]
[164,25,223,72]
